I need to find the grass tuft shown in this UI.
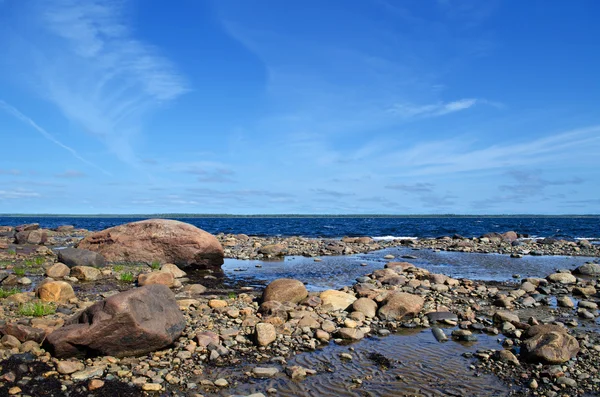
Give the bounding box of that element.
[0,287,21,298]
[113,264,125,272]
[120,272,134,283]
[19,301,56,317]
[35,256,45,266]
[150,260,161,270]
[13,267,25,277]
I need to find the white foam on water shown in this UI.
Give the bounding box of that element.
[372,236,418,241]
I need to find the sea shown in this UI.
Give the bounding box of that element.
[0,216,598,241]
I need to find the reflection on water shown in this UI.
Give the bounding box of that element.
[222,247,597,290]
[202,328,512,397]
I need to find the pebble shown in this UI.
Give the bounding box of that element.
[142,383,162,391]
[252,367,279,378]
[214,378,229,387]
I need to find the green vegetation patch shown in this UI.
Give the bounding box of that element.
[0,287,21,299]
[120,272,134,283]
[13,267,25,277]
[19,301,56,317]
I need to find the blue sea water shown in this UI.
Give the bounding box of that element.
[0,216,598,240]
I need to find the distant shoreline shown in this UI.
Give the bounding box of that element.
[0,214,599,218]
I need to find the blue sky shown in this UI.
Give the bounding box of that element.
[0,0,599,215]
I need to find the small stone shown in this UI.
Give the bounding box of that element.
[57,360,85,375]
[8,386,21,395]
[252,367,279,378]
[142,383,162,391]
[88,379,105,390]
[529,379,538,389]
[214,378,229,387]
[71,366,105,381]
[209,299,228,309]
[255,323,277,346]
[557,296,574,308]
[556,377,577,387]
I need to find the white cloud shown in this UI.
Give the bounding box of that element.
[0,189,40,199]
[12,0,188,164]
[387,125,600,176]
[389,98,478,118]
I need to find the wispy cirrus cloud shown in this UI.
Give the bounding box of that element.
[0,100,109,174]
[0,189,40,200]
[389,98,478,118]
[387,125,600,176]
[11,0,188,165]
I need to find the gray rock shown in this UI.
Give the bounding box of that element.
[252,367,279,378]
[58,247,106,268]
[574,263,600,276]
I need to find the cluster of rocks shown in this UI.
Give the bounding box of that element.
[0,224,90,249]
[216,231,600,260]
[0,220,599,396]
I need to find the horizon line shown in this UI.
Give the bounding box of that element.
[0,213,599,218]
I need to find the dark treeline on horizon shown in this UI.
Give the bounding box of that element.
[0,214,599,218]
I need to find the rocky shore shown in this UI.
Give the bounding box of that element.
[0,220,598,396]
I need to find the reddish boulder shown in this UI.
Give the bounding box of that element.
[45,284,185,358]
[1,323,46,343]
[77,219,223,268]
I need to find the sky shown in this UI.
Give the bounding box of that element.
[0,0,599,215]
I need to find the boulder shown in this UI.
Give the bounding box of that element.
[161,264,186,278]
[320,290,357,312]
[547,272,577,284]
[336,328,365,341]
[77,219,223,268]
[46,263,70,278]
[70,266,102,281]
[15,229,48,245]
[501,231,518,242]
[58,248,106,268]
[378,292,424,321]
[138,272,175,288]
[352,298,378,318]
[521,325,579,364]
[341,237,374,244]
[385,262,415,272]
[1,323,46,343]
[15,223,39,232]
[574,263,600,276]
[45,285,185,358]
[258,244,285,256]
[262,278,308,304]
[37,280,75,303]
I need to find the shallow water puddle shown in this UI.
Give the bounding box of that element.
[202,328,512,397]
